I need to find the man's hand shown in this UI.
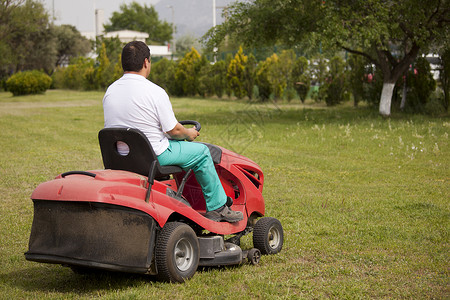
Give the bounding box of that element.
[166,123,200,141]
[185,127,200,141]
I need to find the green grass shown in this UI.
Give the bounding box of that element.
[0,90,448,299]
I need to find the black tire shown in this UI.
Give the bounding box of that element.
[155,222,199,283]
[253,217,284,255]
[247,248,261,265]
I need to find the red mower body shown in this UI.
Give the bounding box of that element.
[30,147,265,235]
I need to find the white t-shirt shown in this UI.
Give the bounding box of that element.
[103,73,178,155]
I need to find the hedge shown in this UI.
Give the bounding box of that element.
[6,70,52,96]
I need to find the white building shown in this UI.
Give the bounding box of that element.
[103,30,149,43]
[81,9,173,58]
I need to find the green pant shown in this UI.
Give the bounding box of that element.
[157,140,226,211]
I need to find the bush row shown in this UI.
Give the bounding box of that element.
[5,44,443,114]
[52,43,122,91]
[148,47,441,113]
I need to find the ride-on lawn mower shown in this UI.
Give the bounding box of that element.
[25,121,283,282]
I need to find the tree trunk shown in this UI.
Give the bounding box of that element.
[353,93,360,107]
[400,74,407,111]
[375,44,420,117]
[379,82,395,117]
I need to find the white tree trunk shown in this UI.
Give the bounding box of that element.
[379,82,395,117]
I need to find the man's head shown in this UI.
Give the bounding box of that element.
[121,41,151,73]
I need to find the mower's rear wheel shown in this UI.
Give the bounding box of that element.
[155,222,199,283]
[253,217,284,255]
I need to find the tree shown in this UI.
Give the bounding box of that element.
[54,25,91,67]
[323,56,348,106]
[174,48,204,96]
[52,57,96,90]
[278,50,296,101]
[406,57,437,112]
[198,61,212,98]
[0,0,25,42]
[95,36,123,66]
[0,0,56,74]
[292,56,310,103]
[309,55,328,102]
[149,58,177,95]
[347,53,367,107]
[264,52,295,101]
[439,47,450,111]
[210,60,228,98]
[244,53,257,99]
[104,1,172,45]
[204,0,449,116]
[96,42,113,89]
[227,47,249,99]
[255,56,273,101]
[176,34,202,57]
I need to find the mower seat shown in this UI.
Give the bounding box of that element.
[98,127,183,179]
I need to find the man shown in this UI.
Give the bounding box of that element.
[102,41,243,223]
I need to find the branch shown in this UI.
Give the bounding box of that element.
[399,22,414,39]
[427,0,441,25]
[391,42,421,80]
[383,50,398,67]
[340,45,377,65]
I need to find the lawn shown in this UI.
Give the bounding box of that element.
[0,89,448,299]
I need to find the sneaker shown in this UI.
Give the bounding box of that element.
[205,205,244,223]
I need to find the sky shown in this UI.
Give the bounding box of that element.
[40,0,230,37]
[41,0,162,33]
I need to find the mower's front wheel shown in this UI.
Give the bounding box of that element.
[155,222,199,283]
[253,217,284,255]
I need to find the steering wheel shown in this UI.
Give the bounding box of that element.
[179,120,201,132]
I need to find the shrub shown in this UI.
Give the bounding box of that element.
[210,60,228,98]
[255,57,273,102]
[52,57,96,90]
[309,55,328,102]
[265,53,284,100]
[278,50,296,101]
[244,54,257,99]
[96,42,114,89]
[405,57,436,112]
[347,53,367,106]
[323,56,348,106]
[439,47,449,111]
[197,60,212,97]
[292,56,310,103]
[363,65,384,108]
[149,58,177,95]
[227,47,248,99]
[425,90,446,116]
[6,70,52,96]
[175,48,204,96]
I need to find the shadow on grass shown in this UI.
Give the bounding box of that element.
[195,101,449,128]
[2,264,250,295]
[0,265,157,295]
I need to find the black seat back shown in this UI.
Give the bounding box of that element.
[98,127,182,178]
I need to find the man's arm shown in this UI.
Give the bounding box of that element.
[166,123,199,141]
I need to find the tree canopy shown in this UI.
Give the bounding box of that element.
[204,0,449,116]
[54,25,91,67]
[0,0,56,74]
[104,1,173,45]
[0,0,91,77]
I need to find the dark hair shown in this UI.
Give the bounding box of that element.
[121,41,151,72]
